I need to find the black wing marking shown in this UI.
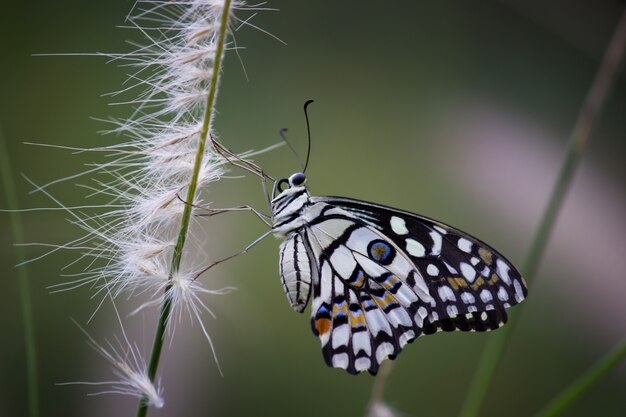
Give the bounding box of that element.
[304,216,432,375]
[311,197,528,334]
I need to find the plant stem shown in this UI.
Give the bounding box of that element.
[458,8,626,417]
[135,1,233,416]
[535,339,626,417]
[0,127,39,417]
[365,361,394,416]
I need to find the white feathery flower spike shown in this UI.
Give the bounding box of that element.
[15,0,286,412]
[61,307,164,409]
[21,0,285,412]
[27,0,276,309]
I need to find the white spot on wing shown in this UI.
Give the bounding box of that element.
[332,325,350,350]
[319,262,333,304]
[390,216,409,235]
[399,330,415,347]
[329,246,356,279]
[355,357,371,372]
[430,231,443,255]
[406,238,426,257]
[389,308,412,327]
[365,308,393,336]
[376,342,394,363]
[480,289,493,303]
[497,286,509,301]
[461,292,475,304]
[458,238,472,253]
[352,331,371,356]
[460,262,477,283]
[446,305,459,317]
[496,259,512,284]
[332,352,349,369]
[444,262,458,274]
[513,280,524,302]
[426,264,439,276]
[438,285,456,302]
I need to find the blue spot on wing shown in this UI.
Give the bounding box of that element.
[317,304,331,317]
[369,241,392,262]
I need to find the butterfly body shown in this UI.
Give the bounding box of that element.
[271,173,527,375]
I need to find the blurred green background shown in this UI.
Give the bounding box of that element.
[1,1,625,416]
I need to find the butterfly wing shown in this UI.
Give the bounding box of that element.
[312,197,528,332]
[303,197,527,374]
[303,215,433,375]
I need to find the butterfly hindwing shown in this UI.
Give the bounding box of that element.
[304,212,435,374]
[310,197,528,336]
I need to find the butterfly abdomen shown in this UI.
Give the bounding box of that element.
[279,233,313,313]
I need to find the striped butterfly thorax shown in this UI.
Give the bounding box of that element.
[271,172,527,375]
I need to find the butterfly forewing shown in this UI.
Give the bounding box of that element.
[311,197,528,335]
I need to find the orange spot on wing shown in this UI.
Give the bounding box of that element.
[374,292,398,310]
[315,318,331,336]
[382,275,400,290]
[487,273,499,285]
[447,277,468,290]
[469,274,499,290]
[470,277,485,290]
[371,244,387,260]
[332,301,348,317]
[479,248,493,265]
[352,271,366,288]
[349,310,367,329]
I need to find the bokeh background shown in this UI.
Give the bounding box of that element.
[1,1,625,416]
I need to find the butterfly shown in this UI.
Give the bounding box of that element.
[271,171,527,375]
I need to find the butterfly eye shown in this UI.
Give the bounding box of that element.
[289,172,306,186]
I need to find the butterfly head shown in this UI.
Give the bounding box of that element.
[272,172,307,200]
[271,172,311,233]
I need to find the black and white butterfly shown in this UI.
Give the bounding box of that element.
[271,171,527,375]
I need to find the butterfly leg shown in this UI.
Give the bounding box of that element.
[261,169,272,213]
[174,192,271,227]
[209,135,274,181]
[208,134,274,212]
[197,205,272,228]
[195,230,273,279]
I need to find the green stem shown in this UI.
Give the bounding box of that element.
[0,128,39,417]
[535,339,626,417]
[458,9,626,417]
[135,1,233,416]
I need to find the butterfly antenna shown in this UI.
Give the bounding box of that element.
[303,99,314,173]
[279,128,304,172]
